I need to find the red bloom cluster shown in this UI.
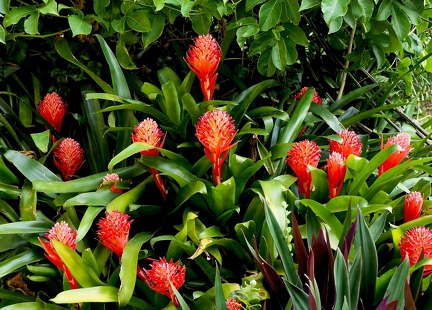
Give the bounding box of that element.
[38,92,67,141]
[132,118,167,200]
[196,109,237,185]
[292,87,322,105]
[404,191,423,223]
[141,257,186,306]
[226,298,244,310]
[53,138,85,181]
[399,226,432,276]
[378,133,411,176]
[39,221,78,289]
[286,140,321,198]
[101,173,124,193]
[327,130,362,198]
[97,210,133,257]
[185,34,222,101]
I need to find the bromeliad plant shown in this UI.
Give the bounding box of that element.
[1,18,432,310]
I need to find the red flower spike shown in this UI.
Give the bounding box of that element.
[327,152,346,198]
[185,34,222,101]
[292,87,322,105]
[378,133,411,176]
[53,138,84,181]
[141,257,186,307]
[97,210,133,258]
[286,140,321,198]
[132,118,167,200]
[226,298,244,310]
[404,191,423,223]
[329,130,362,159]
[37,92,67,140]
[38,221,78,289]
[399,226,432,276]
[195,110,238,185]
[101,173,124,193]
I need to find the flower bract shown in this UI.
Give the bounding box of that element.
[378,133,411,176]
[286,140,321,198]
[37,92,67,138]
[39,221,78,289]
[97,210,133,258]
[195,109,237,184]
[329,130,362,159]
[292,87,322,105]
[53,138,84,181]
[185,34,222,101]
[142,257,186,306]
[327,152,346,198]
[226,298,244,310]
[404,191,423,223]
[399,226,432,276]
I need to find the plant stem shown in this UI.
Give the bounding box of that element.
[337,21,357,100]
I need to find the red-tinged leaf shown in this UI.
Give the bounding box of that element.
[292,213,308,286]
[404,279,417,310]
[246,237,288,308]
[308,250,318,310]
[341,215,358,262]
[375,296,399,310]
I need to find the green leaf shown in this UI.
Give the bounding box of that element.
[23,11,39,35]
[175,181,207,208]
[142,14,165,49]
[347,144,400,195]
[246,0,266,11]
[212,178,236,218]
[309,103,345,133]
[20,181,37,221]
[300,199,343,238]
[283,23,308,46]
[31,130,50,153]
[271,37,287,70]
[4,6,36,27]
[68,15,92,37]
[76,207,104,242]
[64,191,120,208]
[51,286,141,304]
[391,3,411,40]
[354,210,377,308]
[116,39,138,70]
[106,177,153,213]
[334,249,350,309]
[191,14,211,34]
[383,258,409,309]
[162,81,181,125]
[0,250,44,278]
[1,302,66,310]
[215,264,228,310]
[299,0,320,10]
[257,49,276,77]
[259,0,282,31]
[119,232,153,306]
[0,26,5,44]
[4,150,62,182]
[126,9,150,32]
[321,0,349,33]
[52,240,106,287]
[153,0,164,11]
[284,0,301,24]
[55,36,113,94]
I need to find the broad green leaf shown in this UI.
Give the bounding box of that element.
[106,177,153,212]
[142,14,165,48]
[259,0,282,31]
[52,240,106,287]
[175,181,207,208]
[299,0,320,10]
[375,0,391,20]
[383,257,409,309]
[300,199,343,238]
[116,39,137,70]
[1,302,66,310]
[4,6,36,26]
[214,264,228,310]
[283,23,308,46]
[349,253,362,309]
[23,11,39,35]
[391,4,411,40]
[258,179,287,230]
[347,144,400,195]
[191,14,211,34]
[284,0,301,24]
[334,249,350,309]
[32,166,144,193]
[257,49,276,77]
[4,150,62,182]
[271,37,287,70]
[285,280,309,310]
[354,210,377,309]
[310,103,345,133]
[20,181,37,221]
[0,250,43,278]
[68,15,92,37]
[55,36,113,94]
[0,155,20,185]
[31,130,50,153]
[64,191,120,208]
[212,178,236,219]
[246,0,266,11]
[0,221,52,234]
[119,232,153,306]
[0,288,35,302]
[126,9,150,32]
[161,81,181,125]
[321,0,349,33]
[76,207,104,242]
